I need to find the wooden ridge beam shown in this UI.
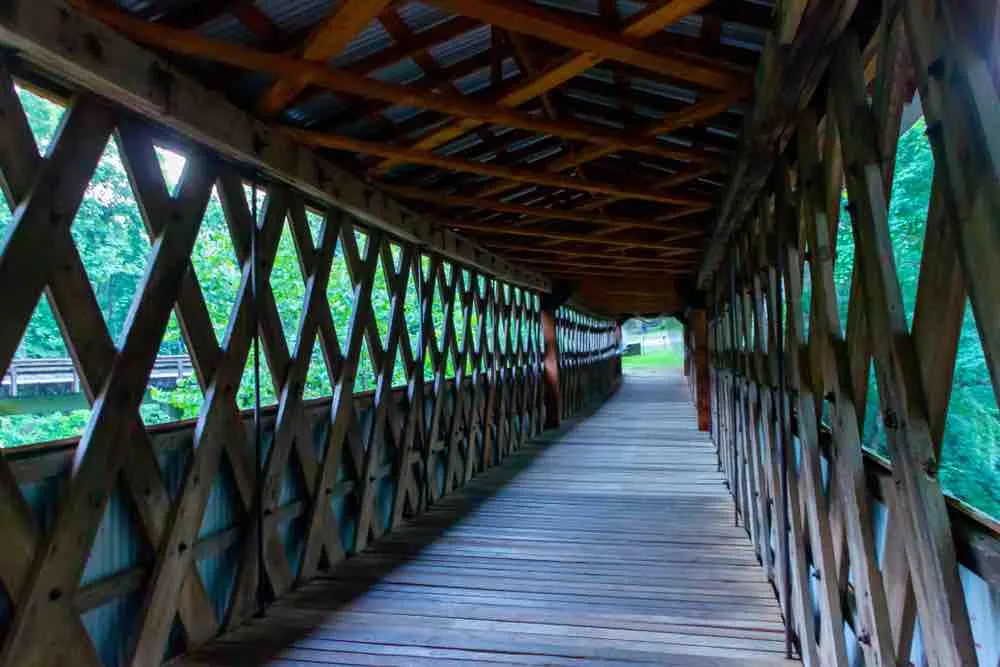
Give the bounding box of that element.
[378,184,711,233]
[257,0,393,115]
[517,256,692,272]
[287,129,711,207]
[371,0,725,174]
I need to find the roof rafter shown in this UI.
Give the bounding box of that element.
[370,0,724,174]
[257,0,394,115]
[286,129,710,207]
[379,184,709,234]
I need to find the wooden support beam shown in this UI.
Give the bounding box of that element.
[427,0,739,90]
[257,0,393,115]
[5,0,547,291]
[481,242,703,262]
[547,89,746,173]
[379,184,710,233]
[541,308,561,428]
[370,0,725,173]
[430,216,695,249]
[287,129,711,207]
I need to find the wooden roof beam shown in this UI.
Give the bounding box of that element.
[257,0,394,116]
[379,184,710,234]
[370,0,725,174]
[428,217,696,249]
[78,7,733,168]
[427,0,741,90]
[287,129,712,207]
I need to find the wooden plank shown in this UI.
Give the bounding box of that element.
[175,370,795,667]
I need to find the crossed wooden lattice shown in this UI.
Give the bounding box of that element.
[0,64,556,666]
[707,3,999,664]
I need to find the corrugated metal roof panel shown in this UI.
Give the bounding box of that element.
[199,13,257,44]
[331,19,396,67]
[532,0,600,18]
[397,1,454,33]
[257,0,334,34]
[722,22,766,51]
[428,24,491,68]
[370,58,426,85]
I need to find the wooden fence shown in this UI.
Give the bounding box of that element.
[0,63,621,667]
[704,2,1000,665]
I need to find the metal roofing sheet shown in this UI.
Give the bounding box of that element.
[256,0,334,34]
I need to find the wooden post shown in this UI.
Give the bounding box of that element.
[689,309,711,431]
[541,308,561,429]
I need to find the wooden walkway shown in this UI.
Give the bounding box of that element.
[176,370,796,666]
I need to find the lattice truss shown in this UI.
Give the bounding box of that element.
[707,2,999,666]
[0,65,547,665]
[556,307,619,419]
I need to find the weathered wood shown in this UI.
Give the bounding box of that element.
[174,371,795,667]
[0,0,549,291]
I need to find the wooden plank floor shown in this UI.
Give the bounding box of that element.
[175,369,797,666]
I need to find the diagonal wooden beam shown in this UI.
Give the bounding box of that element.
[288,129,711,207]
[428,216,692,249]
[379,184,710,233]
[257,0,394,115]
[370,0,725,174]
[428,0,738,89]
[73,3,728,172]
[545,89,746,173]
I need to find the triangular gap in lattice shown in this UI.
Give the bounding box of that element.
[828,183,855,338]
[326,235,353,347]
[861,359,886,457]
[2,296,92,448]
[141,311,202,426]
[79,474,151,666]
[270,215,308,354]
[69,133,152,348]
[938,299,1000,519]
[304,206,325,251]
[304,334,333,400]
[370,253,391,346]
[452,271,468,353]
[194,451,243,622]
[354,337,377,394]
[236,343,277,411]
[12,79,67,157]
[189,182,242,347]
[800,256,813,344]
[153,144,187,198]
[403,263,421,358]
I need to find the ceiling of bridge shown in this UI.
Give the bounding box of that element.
[79,0,772,316]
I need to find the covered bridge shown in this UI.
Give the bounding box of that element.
[0,0,997,665]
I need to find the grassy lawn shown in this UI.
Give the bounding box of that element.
[621,348,684,370]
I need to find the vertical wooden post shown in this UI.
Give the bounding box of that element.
[541,308,561,429]
[613,321,623,386]
[689,309,711,432]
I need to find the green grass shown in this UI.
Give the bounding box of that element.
[621,348,684,369]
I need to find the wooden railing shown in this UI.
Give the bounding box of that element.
[0,53,622,667]
[701,1,1000,665]
[1,355,194,396]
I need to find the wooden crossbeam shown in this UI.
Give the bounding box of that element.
[432,217,688,249]
[287,129,710,207]
[74,2,727,173]
[481,241,701,263]
[379,184,710,233]
[370,0,723,174]
[427,0,738,90]
[257,0,393,115]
